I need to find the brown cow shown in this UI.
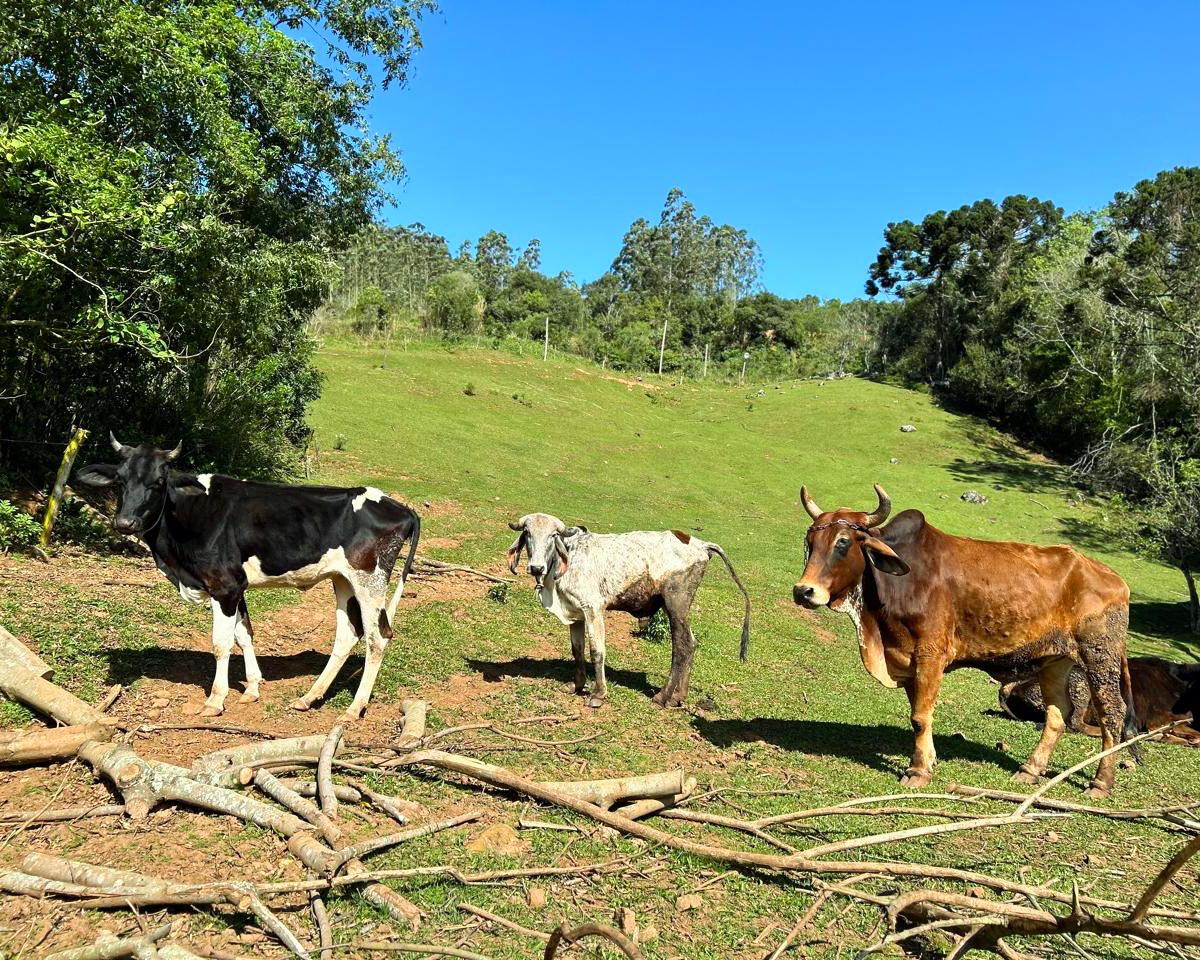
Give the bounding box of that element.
[1000,657,1200,746]
[792,484,1137,797]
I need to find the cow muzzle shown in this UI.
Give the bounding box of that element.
[113,517,140,535]
[528,564,546,589]
[793,582,829,609]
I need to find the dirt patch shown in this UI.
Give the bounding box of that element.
[572,367,658,391]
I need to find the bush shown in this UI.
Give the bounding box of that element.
[425,271,485,336]
[0,500,40,552]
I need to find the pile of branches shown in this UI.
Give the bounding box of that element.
[2,626,1199,959]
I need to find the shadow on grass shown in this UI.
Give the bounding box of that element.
[692,716,1020,777]
[465,655,657,699]
[944,419,1072,496]
[105,648,363,701]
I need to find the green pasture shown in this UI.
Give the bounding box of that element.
[3,340,1196,957]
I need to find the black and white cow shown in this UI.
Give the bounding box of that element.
[506,513,751,709]
[74,435,420,719]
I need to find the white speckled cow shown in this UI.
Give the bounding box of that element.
[506,513,751,708]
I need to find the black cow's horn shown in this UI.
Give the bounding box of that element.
[865,483,892,527]
[800,485,823,520]
[109,432,133,458]
[165,441,182,461]
[508,521,524,531]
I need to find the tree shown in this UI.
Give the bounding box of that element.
[517,238,542,272]
[474,230,514,298]
[425,271,484,335]
[0,0,435,478]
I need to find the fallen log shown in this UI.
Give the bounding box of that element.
[0,722,114,766]
[0,624,53,680]
[543,922,640,959]
[45,921,172,960]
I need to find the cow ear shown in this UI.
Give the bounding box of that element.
[863,537,909,576]
[507,530,526,574]
[553,535,570,574]
[73,463,118,488]
[563,525,587,537]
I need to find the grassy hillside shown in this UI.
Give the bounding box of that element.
[2,340,1196,958]
[305,341,1199,955]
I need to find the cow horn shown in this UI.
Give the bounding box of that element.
[109,432,133,458]
[865,483,892,527]
[165,441,182,461]
[508,521,524,531]
[800,485,823,520]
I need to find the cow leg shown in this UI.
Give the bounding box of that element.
[344,578,390,720]
[1079,656,1126,798]
[235,597,263,704]
[901,655,944,788]
[653,609,696,708]
[570,621,587,694]
[1014,657,1073,783]
[291,576,360,712]
[653,567,704,708]
[204,593,241,717]
[584,611,607,709]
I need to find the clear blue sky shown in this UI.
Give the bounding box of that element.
[369,1,1200,300]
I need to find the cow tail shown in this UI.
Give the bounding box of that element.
[1120,656,1143,764]
[386,511,421,625]
[707,542,751,662]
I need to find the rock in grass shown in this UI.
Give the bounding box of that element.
[527,887,547,909]
[961,490,989,504]
[465,823,529,856]
[900,424,917,432]
[675,893,702,913]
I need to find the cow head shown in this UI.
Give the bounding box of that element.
[793,483,909,609]
[73,433,186,535]
[506,513,586,589]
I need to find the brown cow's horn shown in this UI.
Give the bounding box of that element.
[800,485,823,520]
[109,432,133,458]
[165,441,182,461]
[864,484,892,527]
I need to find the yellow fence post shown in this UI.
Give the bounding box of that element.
[39,425,89,553]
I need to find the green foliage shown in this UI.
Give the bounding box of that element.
[0,0,433,480]
[0,498,38,551]
[424,270,484,335]
[322,190,889,380]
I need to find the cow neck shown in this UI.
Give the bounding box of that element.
[143,487,200,570]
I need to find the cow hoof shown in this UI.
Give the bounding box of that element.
[289,698,311,712]
[239,688,260,704]
[650,691,668,707]
[899,769,932,789]
[1011,769,1042,786]
[201,704,224,718]
[1084,781,1112,800]
[342,709,364,722]
[586,695,606,710]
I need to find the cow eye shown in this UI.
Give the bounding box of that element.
[835,538,851,553]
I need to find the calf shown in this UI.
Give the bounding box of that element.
[793,484,1136,796]
[1000,657,1200,746]
[506,513,751,708]
[74,436,420,719]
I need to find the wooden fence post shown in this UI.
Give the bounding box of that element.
[39,425,88,553]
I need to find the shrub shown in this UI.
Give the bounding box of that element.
[0,500,40,552]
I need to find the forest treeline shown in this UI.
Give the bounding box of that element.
[317,187,892,383]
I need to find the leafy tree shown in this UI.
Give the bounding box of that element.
[474,230,514,298]
[425,270,484,335]
[0,0,434,478]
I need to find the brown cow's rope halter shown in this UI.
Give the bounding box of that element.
[808,518,869,533]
